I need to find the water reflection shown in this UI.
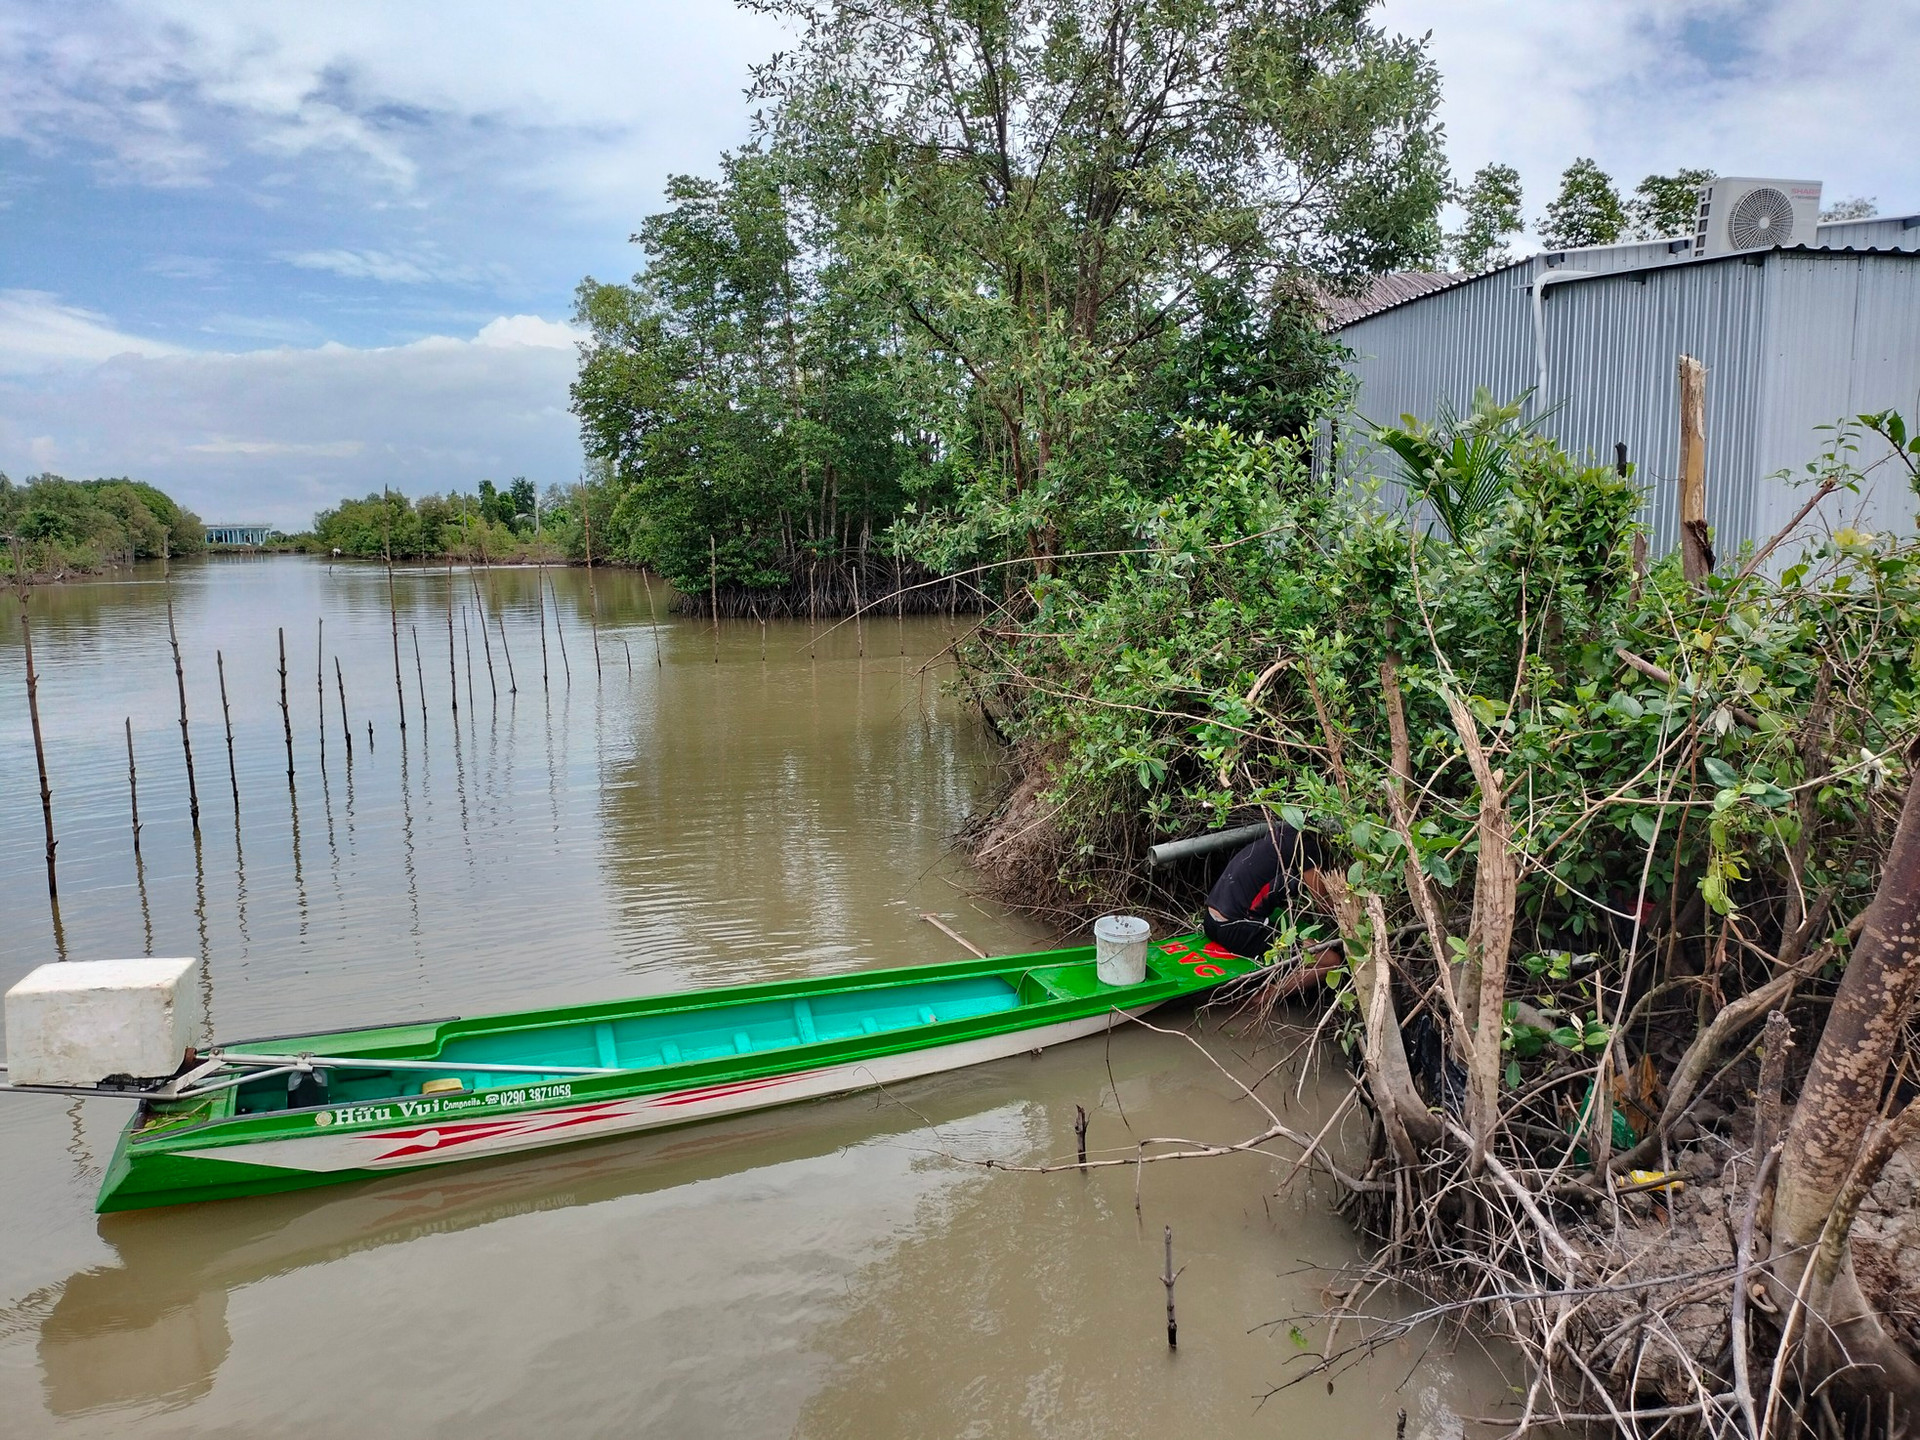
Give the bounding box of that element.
[32,1067,1046,1420]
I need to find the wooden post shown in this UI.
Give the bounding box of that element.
[385,542,407,737]
[550,577,571,685]
[580,482,603,679]
[334,656,353,760]
[10,539,58,902]
[470,574,499,701]
[621,636,632,675]
[446,559,459,719]
[460,604,476,713]
[1620,442,1648,605]
[1075,1104,1088,1171]
[642,569,663,668]
[164,545,201,834]
[852,562,865,658]
[710,535,720,664]
[410,624,428,733]
[277,627,295,786]
[1162,1226,1178,1349]
[536,559,551,694]
[217,649,240,811]
[1677,355,1712,585]
[125,717,141,855]
[495,605,519,695]
[315,618,327,767]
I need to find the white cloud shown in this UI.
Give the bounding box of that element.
[473,314,578,349]
[0,313,585,528]
[1379,0,1920,238]
[0,1,785,216]
[0,290,186,372]
[277,247,509,286]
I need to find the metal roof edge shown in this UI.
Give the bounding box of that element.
[1326,257,1533,330]
[1331,242,1920,330]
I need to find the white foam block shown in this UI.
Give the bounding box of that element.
[4,958,203,1086]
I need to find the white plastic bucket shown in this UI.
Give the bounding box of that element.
[1093,914,1151,986]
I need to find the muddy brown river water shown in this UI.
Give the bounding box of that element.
[0,558,1506,1438]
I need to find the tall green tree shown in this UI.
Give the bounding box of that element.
[572,149,917,592]
[1628,167,1713,239]
[751,0,1449,576]
[1540,157,1626,249]
[1448,162,1524,272]
[1821,195,1877,222]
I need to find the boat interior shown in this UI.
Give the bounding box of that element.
[224,970,1045,1118]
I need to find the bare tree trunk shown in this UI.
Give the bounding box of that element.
[1319,870,1441,1166]
[1441,687,1514,1171]
[1770,755,1920,1415]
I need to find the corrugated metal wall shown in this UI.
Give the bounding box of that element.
[1754,253,1920,540]
[1335,248,1920,561]
[1540,260,1769,554]
[1814,216,1920,253]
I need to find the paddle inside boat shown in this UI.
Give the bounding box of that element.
[1,932,1266,1212]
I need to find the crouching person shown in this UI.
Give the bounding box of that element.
[1201,824,1328,960]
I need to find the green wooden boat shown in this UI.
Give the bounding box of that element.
[92,934,1260,1212]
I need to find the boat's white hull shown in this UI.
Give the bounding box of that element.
[174,1004,1158,1177]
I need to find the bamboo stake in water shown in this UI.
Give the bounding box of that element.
[334,656,354,760]
[316,618,327,766]
[709,535,719,663]
[410,624,428,733]
[1162,1226,1180,1349]
[536,559,551,694]
[10,537,58,902]
[495,604,518,694]
[460,604,476,713]
[125,717,142,855]
[852,562,865,659]
[580,481,603,679]
[277,627,295,787]
[163,543,201,834]
[621,636,632,675]
[445,558,459,719]
[642,569,663,668]
[385,539,407,738]
[470,574,499,701]
[216,649,240,812]
[550,576,571,685]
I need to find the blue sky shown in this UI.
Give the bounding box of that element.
[2,0,1915,530]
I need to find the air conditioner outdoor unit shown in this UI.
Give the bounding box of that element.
[1692,178,1822,257]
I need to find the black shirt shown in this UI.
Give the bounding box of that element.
[1205,828,1315,924]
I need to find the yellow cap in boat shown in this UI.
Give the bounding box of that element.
[421,1077,465,1095]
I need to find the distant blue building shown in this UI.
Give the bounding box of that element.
[205,524,276,547]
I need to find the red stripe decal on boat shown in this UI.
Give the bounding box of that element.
[648,1074,795,1108]
[374,1105,641,1162]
